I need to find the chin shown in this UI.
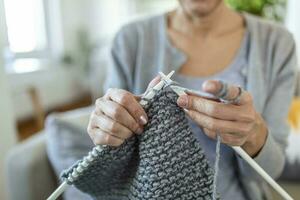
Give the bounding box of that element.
[179,0,223,17]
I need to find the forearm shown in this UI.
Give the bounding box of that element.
[237,131,285,180]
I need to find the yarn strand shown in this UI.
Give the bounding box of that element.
[213,134,221,200]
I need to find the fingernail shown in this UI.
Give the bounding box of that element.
[139,116,148,125]
[177,95,188,108]
[137,127,143,134]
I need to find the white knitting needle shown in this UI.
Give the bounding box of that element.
[47,181,68,200]
[140,71,175,106]
[232,146,293,200]
[168,78,294,200]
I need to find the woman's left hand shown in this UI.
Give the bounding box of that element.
[176,80,268,157]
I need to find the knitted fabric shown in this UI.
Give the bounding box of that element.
[62,87,217,199]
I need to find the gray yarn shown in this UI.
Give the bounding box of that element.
[213,135,221,200]
[62,87,220,199]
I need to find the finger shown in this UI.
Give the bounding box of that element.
[202,80,251,105]
[177,94,253,122]
[135,75,162,101]
[147,75,161,90]
[106,88,148,125]
[203,128,217,139]
[219,133,246,146]
[203,127,245,146]
[185,109,252,134]
[92,114,134,139]
[95,99,142,133]
[88,128,124,146]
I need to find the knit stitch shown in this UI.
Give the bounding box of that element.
[62,87,218,199]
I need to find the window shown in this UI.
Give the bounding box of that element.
[2,0,62,73]
[4,0,48,54]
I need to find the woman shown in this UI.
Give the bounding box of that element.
[83,0,296,199]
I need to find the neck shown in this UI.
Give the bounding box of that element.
[171,2,241,38]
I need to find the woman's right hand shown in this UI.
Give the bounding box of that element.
[87,76,160,146]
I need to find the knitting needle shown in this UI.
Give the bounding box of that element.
[232,146,293,200]
[47,181,68,200]
[140,71,175,106]
[168,81,294,200]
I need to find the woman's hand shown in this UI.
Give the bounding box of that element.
[177,80,268,157]
[87,76,160,147]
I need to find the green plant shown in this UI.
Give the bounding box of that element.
[226,0,287,22]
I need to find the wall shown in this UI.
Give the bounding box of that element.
[7,0,91,121]
[7,0,179,121]
[45,0,178,102]
[0,0,17,199]
[8,66,89,120]
[60,0,178,53]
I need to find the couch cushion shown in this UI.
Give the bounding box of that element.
[45,113,94,200]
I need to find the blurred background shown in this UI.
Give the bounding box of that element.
[0,0,300,200]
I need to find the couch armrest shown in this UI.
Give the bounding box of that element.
[5,133,58,200]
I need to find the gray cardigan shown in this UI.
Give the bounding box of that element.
[103,13,297,200]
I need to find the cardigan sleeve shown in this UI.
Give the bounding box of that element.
[237,32,298,180]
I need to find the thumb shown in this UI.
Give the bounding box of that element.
[147,75,161,90]
[135,75,161,100]
[202,80,244,105]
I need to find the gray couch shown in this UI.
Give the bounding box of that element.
[5,133,58,200]
[5,108,300,200]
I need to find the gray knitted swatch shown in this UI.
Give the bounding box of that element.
[62,87,218,199]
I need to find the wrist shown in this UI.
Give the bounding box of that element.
[242,113,268,157]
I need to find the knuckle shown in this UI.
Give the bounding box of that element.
[90,115,99,126]
[112,106,123,119]
[109,121,119,133]
[106,88,114,95]
[87,125,92,134]
[93,133,104,145]
[204,129,215,138]
[207,120,217,131]
[119,93,132,106]
[132,107,142,117]
[239,124,253,134]
[95,97,103,107]
[130,121,139,132]
[94,109,101,116]
[208,104,219,116]
[102,134,112,145]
